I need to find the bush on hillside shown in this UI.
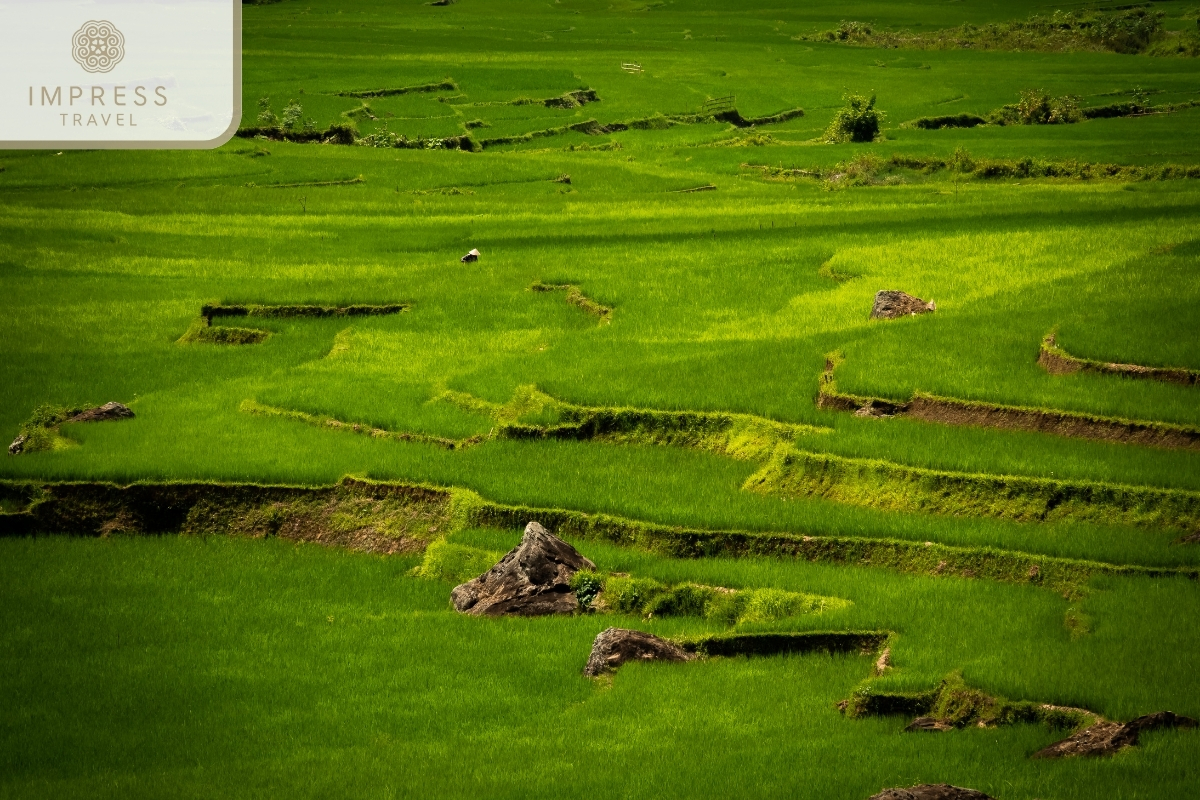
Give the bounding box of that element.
[991,90,1082,125]
[825,94,883,143]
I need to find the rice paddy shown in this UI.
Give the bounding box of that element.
[1,0,1198,797]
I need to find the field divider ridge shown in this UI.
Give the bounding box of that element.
[818,354,1200,450]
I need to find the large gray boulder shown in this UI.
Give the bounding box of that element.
[451,521,595,616]
[870,290,936,320]
[1032,711,1196,759]
[869,786,993,800]
[583,627,694,677]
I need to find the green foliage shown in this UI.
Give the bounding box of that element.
[811,7,1168,55]
[569,569,604,607]
[595,572,848,624]
[413,538,500,583]
[738,587,847,622]
[643,582,717,617]
[5,1,1200,794]
[256,96,277,127]
[994,89,1083,126]
[281,100,304,130]
[12,405,78,454]
[824,94,882,143]
[601,575,667,615]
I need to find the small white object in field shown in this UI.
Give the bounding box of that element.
[461,248,480,263]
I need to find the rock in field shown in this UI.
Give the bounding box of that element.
[1032,711,1197,759]
[69,402,135,423]
[8,434,27,455]
[905,717,954,733]
[583,627,694,677]
[870,290,936,320]
[869,785,993,800]
[450,521,595,616]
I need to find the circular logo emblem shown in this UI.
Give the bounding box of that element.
[72,21,125,74]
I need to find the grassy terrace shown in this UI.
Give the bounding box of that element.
[1,0,1198,797]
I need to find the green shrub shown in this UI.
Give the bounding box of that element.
[993,90,1082,125]
[569,570,604,607]
[281,101,304,129]
[256,96,277,127]
[824,94,882,143]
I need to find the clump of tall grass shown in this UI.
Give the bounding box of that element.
[575,571,849,624]
[412,539,502,584]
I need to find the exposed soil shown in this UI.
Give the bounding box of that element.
[819,358,1200,450]
[905,394,1200,451]
[1039,332,1199,386]
[202,303,409,322]
[335,79,458,98]
[4,476,1197,596]
[681,631,888,659]
[0,477,450,555]
[869,786,993,800]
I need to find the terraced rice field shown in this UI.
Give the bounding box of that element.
[1,1,1199,797]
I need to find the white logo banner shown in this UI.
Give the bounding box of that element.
[0,0,240,148]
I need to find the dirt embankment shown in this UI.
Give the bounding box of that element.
[819,356,1200,450]
[904,395,1200,450]
[0,478,450,555]
[1039,332,1199,386]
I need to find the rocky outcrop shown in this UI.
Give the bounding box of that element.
[905,717,954,733]
[450,521,595,616]
[583,627,694,677]
[869,786,993,800]
[69,402,134,423]
[1032,711,1197,759]
[870,290,936,320]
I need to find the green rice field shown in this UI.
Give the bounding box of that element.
[2,1,1199,797]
